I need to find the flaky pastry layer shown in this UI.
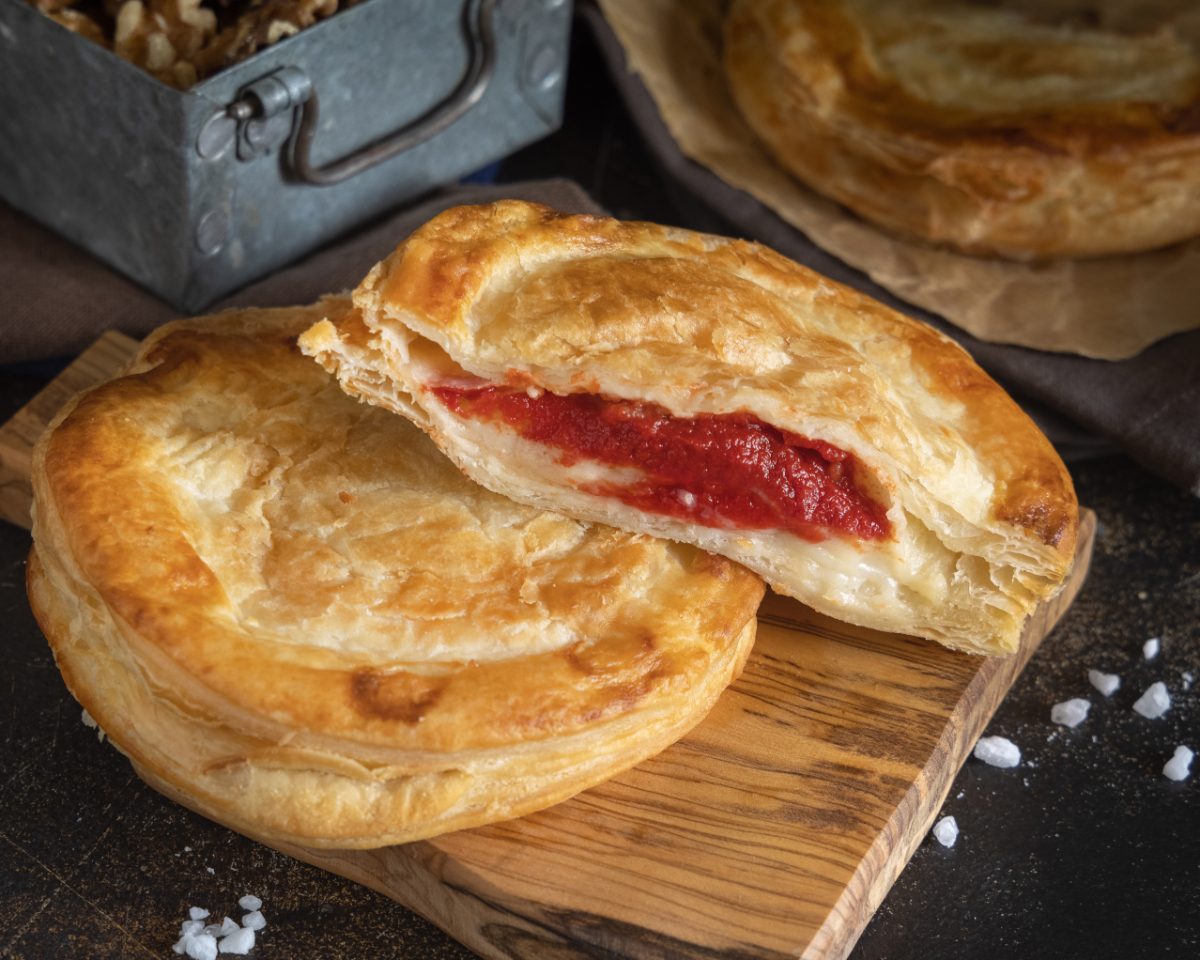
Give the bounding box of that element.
[301,201,1079,656]
[29,300,763,848]
[724,0,1200,258]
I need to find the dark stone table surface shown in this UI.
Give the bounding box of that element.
[2,20,1198,960]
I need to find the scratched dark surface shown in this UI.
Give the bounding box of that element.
[2,448,1197,960]
[2,21,1199,960]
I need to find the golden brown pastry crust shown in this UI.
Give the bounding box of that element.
[723,0,1200,259]
[302,201,1078,655]
[29,299,762,848]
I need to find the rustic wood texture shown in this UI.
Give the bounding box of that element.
[0,331,138,529]
[2,334,1095,960]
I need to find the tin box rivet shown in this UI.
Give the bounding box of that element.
[526,42,561,90]
[197,111,237,160]
[195,210,228,256]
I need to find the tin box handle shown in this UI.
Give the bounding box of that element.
[229,0,497,186]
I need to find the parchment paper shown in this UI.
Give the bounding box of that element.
[598,0,1200,361]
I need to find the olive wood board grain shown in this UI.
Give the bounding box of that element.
[0,331,1096,960]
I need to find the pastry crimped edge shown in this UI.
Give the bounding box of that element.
[723,0,1200,259]
[299,201,1079,656]
[28,299,763,848]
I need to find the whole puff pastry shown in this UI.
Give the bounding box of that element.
[300,201,1079,656]
[723,0,1200,259]
[28,300,763,849]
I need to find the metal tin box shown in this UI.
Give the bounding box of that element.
[0,0,570,311]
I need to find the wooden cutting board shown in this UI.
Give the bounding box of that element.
[0,332,1095,960]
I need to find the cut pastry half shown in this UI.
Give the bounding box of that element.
[28,299,763,849]
[301,201,1079,656]
[724,0,1200,258]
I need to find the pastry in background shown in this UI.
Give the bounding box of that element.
[28,299,763,848]
[723,0,1200,259]
[301,201,1079,656]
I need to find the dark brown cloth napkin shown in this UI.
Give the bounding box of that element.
[0,179,604,366]
[585,8,1200,497]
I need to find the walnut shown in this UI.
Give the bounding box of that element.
[32,0,351,88]
[113,0,217,87]
[49,8,110,47]
[191,0,341,81]
[32,0,82,14]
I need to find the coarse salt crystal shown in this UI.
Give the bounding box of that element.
[932,815,958,848]
[184,933,218,960]
[180,920,204,936]
[189,907,210,921]
[974,736,1021,768]
[1088,670,1120,697]
[237,895,261,912]
[1133,682,1171,719]
[218,927,255,955]
[1183,672,1194,691]
[204,918,238,938]
[676,489,697,509]
[241,910,266,931]
[1051,698,1091,728]
[206,867,215,875]
[1163,746,1194,782]
[1143,637,1160,660]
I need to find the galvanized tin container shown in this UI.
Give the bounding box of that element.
[0,0,571,311]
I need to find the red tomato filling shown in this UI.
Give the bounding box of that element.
[431,385,890,542]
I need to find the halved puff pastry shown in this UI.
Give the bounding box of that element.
[301,201,1078,656]
[28,299,763,849]
[724,0,1200,259]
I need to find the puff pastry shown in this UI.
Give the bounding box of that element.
[301,201,1078,655]
[723,0,1200,259]
[28,300,763,849]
